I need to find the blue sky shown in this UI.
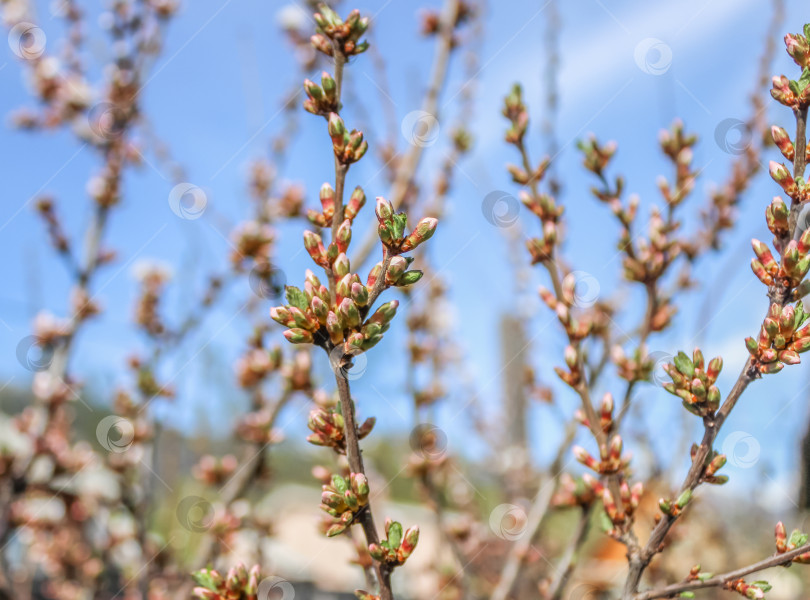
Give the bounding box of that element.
[1,0,809,507]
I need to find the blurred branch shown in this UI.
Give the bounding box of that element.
[351,0,460,267]
[634,541,810,600]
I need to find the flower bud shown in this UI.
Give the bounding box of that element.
[401,217,438,252]
[338,298,361,328]
[351,282,369,306]
[771,125,795,161]
[333,253,350,278]
[397,270,424,286]
[328,113,346,138]
[769,161,797,197]
[375,196,393,222]
[304,230,328,267]
[335,219,352,252]
[367,262,382,288]
[345,186,366,221]
[385,256,408,284]
[284,328,313,344]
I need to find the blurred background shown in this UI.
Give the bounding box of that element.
[2,0,810,598]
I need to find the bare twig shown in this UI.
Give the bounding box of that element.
[351,0,460,268]
[634,542,810,600]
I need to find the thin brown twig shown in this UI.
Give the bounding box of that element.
[334,372,393,599]
[351,0,460,268]
[489,419,577,600]
[633,541,810,600]
[546,504,594,600]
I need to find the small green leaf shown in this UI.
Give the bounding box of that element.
[789,79,801,96]
[788,529,808,547]
[332,475,348,493]
[285,285,308,311]
[800,67,810,93]
[673,352,694,377]
[388,521,403,548]
[392,213,408,240]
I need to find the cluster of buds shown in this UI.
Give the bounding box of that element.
[368,519,419,566]
[662,349,723,416]
[230,221,274,266]
[234,346,281,388]
[551,473,601,507]
[698,450,729,485]
[375,196,438,257]
[612,347,657,383]
[684,564,714,585]
[622,208,681,283]
[35,197,70,254]
[311,5,369,57]
[502,83,528,145]
[572,435,630,475]
[328,112,368,164]
[658,488,693,518]
[508,156,550,187]
[306,403,375,452]
[751,233,810,290]
[775,522,810,562]
[272,268,400,352]
[578,136,617,180]
[523,195,562,263]
[601,479,644,528]
[770,26,810,109]
[235,408,284,445]
[745,302,810,373]
[573,392,615,434]
[320,473,370,536]
[192,563,261,600]
[765,196,791,247]
[724,579,772,600]
[132,261,172,337]
[193,454,238,486]
[657,120,698,209]
[303,71,339,116]
[538,286,592,346]
[307,183,365,228]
